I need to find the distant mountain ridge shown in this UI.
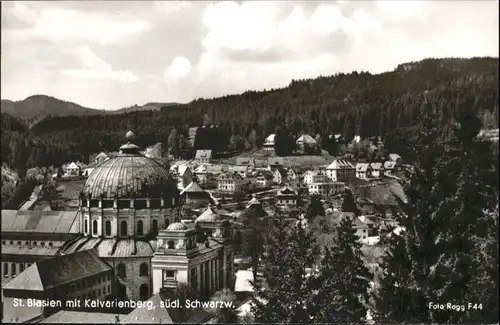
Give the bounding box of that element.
[0,95,181,119]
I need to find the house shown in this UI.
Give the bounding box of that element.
[286,167,298,181]
[218,172,244,193]
[145,143,163,159]
[296,134,317,153]
[93,152,109,164]
[326,159,355,181]
[82,162,99,177]
[388,153,402,163]
[2,250,113,322]
[273,168,286,185]
[263,134,275,151]
[254,170,274,187]
[267,157,284,171]
[383,161,396,176]
[308,181,345,197]
[194,165,210,184]
[369,162,383,178]
[236,157,255,168]
[65,162,81,176]
[195,150,213,164]
[302,170,328,185]
[180,178,211,205]
[276,186,298,207]
[353,216,377,241]
[230,165,249,178]
[356,163,371,179]
[172,165,193,191]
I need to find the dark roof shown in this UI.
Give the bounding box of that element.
[3,250,111,292]
[1,210,79,234]
[122,291,212,324]
[82,154,171,199]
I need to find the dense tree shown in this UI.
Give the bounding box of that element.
[239,209,267,283]
[40,179,63,210]
[310,216,372,323]
[167,128,179,158]
[305,195,325,221]
[251,210,318,323]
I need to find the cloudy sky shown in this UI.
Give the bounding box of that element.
[1,1,498,110]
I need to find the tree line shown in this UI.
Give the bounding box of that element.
[1,57,498,176]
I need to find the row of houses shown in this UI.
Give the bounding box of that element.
[263,133,318,153]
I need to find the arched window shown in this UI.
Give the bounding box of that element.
[11,264,16,276]
[117,263,126,278]
[120,221,128,237]
[92,220,98,235]
[167,240,175,249]
[105,221,111,236]
[137,220,144,236]
[84,220,88,233]
[152,219,158,234]
[139,263,149,276]
[139,284,149,301]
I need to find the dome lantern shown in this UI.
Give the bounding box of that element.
[120,130,140,155]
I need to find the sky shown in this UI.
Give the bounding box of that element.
[1,1,498,110]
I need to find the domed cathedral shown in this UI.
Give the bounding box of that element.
[68,131,180,302]
[152,204,234,301]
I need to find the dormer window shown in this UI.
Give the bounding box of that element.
[167,240,175,249]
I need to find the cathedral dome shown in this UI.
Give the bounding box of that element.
[82,131,171,199]
[166,222,188,231]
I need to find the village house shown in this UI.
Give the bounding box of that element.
[296,134,317,154]
[303,170,329,185]
[263,134,275,151]
[254,170,274,187]
[326,159,355,182]
[82,162,98,177]
[388,153,402,163]
[383,161,396,176]
[180,178,211,205]
[356,163,371,179]
[267,157,284,171]
[286,167,298,181]
[65,162,82,177]
[171,165,193,191]
[276,186,298,207]
[273,168,287,185]
[369,162,384,178]
[195,150,213,164]
[217,172,244,193]
[308,181,345,197]
[353,216,378,241]
[235,157,255,169]
[229,165,249,178]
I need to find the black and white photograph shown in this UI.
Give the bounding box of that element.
[1,0,498,324]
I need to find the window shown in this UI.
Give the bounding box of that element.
[163,270,175,280]
[139,263,149,276]
[9,241,13,245]
[152,219,158,234]
[93,220,98,235]
[49,242,53,247]
[25,241,29,246]
[117,263,126,278]
[85,220,88,233]
[1,241,5,245]
[17,241,21,245]
[105,221,111,236]
[11,264,16,276]
[167,240,175,249]
[3,263,8,276]
[33,242,37,246]
[98,289,101,296]
[20,264,24,272]
[137,220,144,236]
[120,221,128,237]
[139,284,149,301]
[40,242,45,247]
[108,284,111,293]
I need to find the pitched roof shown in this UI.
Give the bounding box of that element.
[356,163,370,172]
[1,210,80,234]
[296,134,317,144]
[264,134,275,144]
[180,181,206,194]
[383,161,396,169]
[195,150,212,159]
[66,162,80,169]
[388,153,401,161]
[3,250,111,291]
[326,159,354,169]
[246,196,261,209]
[196,205,222,223]
[277,186,297,196]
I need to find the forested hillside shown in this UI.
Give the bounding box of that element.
[1,57,498,176]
